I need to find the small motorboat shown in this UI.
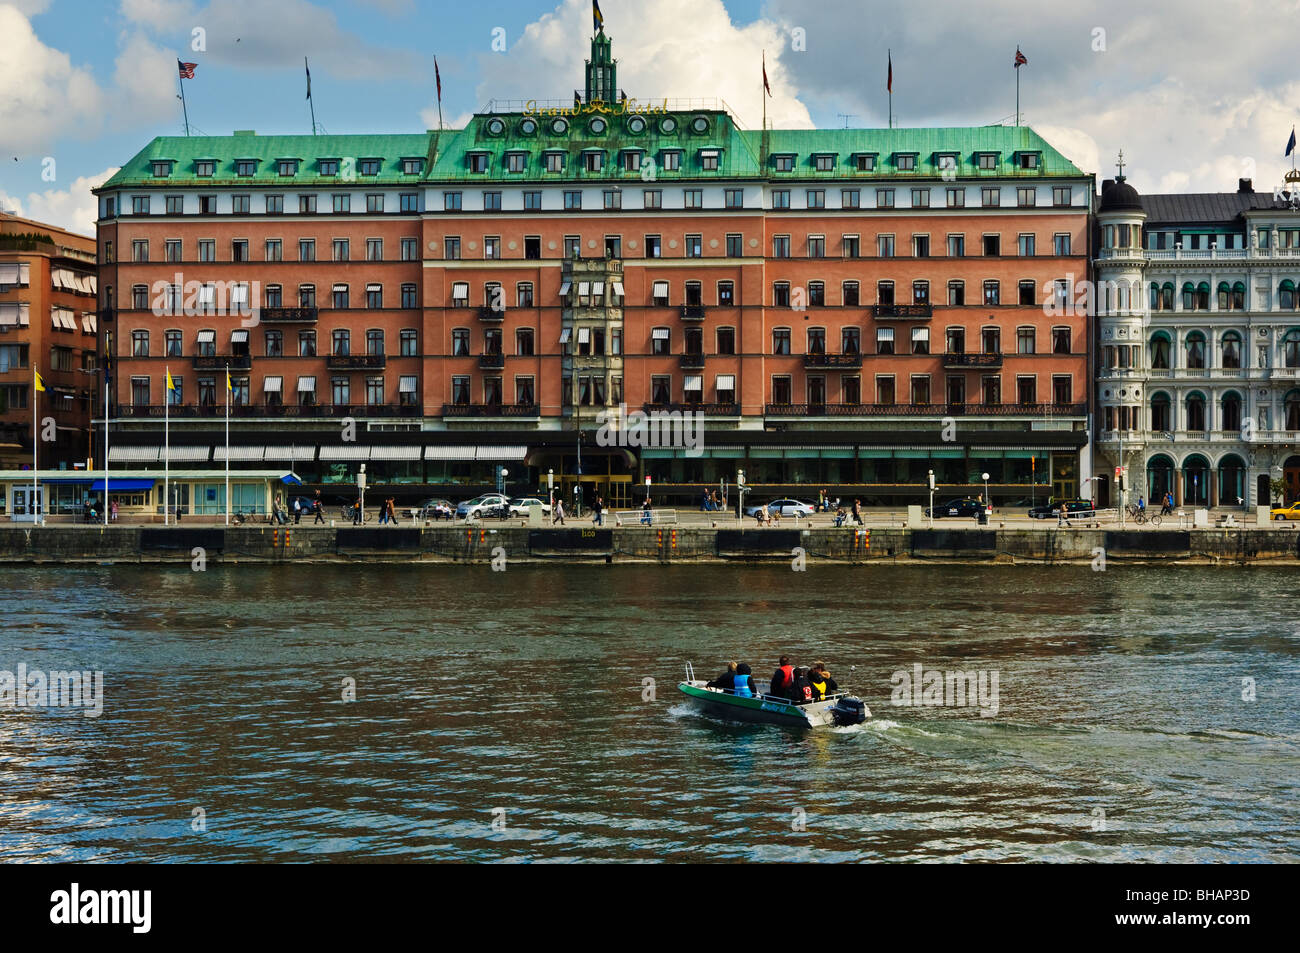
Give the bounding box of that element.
[677,663,870,729]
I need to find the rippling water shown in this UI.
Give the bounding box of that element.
[0,564,1297,862]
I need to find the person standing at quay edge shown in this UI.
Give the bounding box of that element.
[313,491,325,524]
[592,495,604,526]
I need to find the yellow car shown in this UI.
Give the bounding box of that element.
[1270,502,1300,520]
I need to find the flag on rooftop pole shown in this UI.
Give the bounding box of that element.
[176,59,196,136]
[762,51,771,97]
[305,59,311,99]
[1287,127,1296,157]
[435,56,444,130]
[306,57,318,133]
[887,50,893,129]
[593,0,604,32]
[178,60,196,79]
[1014,48,1027,68]
[1014,47,1027,126]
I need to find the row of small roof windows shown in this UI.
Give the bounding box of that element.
[466,147,722,174]
[150,157,426,178]
[482,113,715,139]
[773,151,1042,173]
[461,148,1043,174]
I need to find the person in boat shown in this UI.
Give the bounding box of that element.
[707,661,738,691]
[808,662,838,701]
[732,663,756,698]
[789,667,815,704]
[769,656,795,700]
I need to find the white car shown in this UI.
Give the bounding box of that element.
[457,493,510,519]
[509,497,552,517]
[746,498,816,518]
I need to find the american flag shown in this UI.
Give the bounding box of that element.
[178,60,197,79]
[1014,48,1027,68]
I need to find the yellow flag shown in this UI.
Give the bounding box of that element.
[34,369,45,392]
[226,369,232,392]
[166,369,175,391]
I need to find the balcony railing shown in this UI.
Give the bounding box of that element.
[120,403,420,419]
[679,353,706,369]
[763,402,1087,417]
[325,354,386,370]
[259,306,318,324]
[478,352,506,369]
[97,308,115,324]
[942,352,1004,369]
[804,352,863,369]
[192,354,251,370]
[870,304,933,320]
[680,305,706,320]
[643,402,739,416]
[441,403,540,417]
[477,306,504,322]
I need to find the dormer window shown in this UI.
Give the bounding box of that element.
[358,158,382,176]
[699,149,721,171]
[235,159,257,177]
[933,152,959,173]
[813,154,836,172]
[582,150,604,172]
[894,153,918,171]
[773,154,796,172]
[852,153,877,172]
[151,160,173,178]
[467,153,489,174]
[278,159,300,176]
[661,150,682,172]
[318,158,338,176]
[543,150,565,173]
[195,160,215,177]
[976,152,999,171]
[401,157,424,175]
[620,149,643,172]
[1015,151,1041,169]
[505,151,528,173]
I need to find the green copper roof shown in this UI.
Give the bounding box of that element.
[98,134,435,190]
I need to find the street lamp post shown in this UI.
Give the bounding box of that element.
[981,471,990,513]
[927,469,935,529]
[76,366,109,526]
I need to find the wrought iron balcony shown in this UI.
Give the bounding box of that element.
[478,352,506,370]
[680,305,706,320]
[192,354,251,370]
[942,351,1004,369]
[441,403,540,417]
[679,353,706,369]
[804,352,862,369]
[870,304,933,320]
[642,402,739,416]
[325,353,386,370]
[259,306,318,324]
[477,306,504,322]
[763,401,1087,417]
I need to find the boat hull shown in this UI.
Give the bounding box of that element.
[677,681,867,728]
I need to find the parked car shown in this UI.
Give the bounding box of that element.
[925,498,985,519]
[1028,498,1097,519]
[745,498,815,518]
[509,497,552,517]
[1270,501,1300,520]
[456,494,510,519]
[408,498,455,520]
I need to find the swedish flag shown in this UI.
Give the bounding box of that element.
[34,369,44,392]
[226,368,232,392]
[593,0,604,32]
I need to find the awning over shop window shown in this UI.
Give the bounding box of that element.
[91,479,155,491]
[369,446,422,461]
[108,446,160,463]
[215,446,265,461]
[319,446,370,461]
[425,446,477,461]
[475,446,527,461]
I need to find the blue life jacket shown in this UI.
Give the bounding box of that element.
[733,677,753,698]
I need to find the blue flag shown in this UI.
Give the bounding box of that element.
[1287,127,1295,157]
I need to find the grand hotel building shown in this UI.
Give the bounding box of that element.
[94,27,1093,508]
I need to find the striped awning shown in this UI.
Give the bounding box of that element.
[214,446,266,462]
[319,445,371,461]
[369,446,422,461]
[263,446,315,461]
[425,445,477,461]
[475,445,527,461]
[163,446,212,463]
[109,446,160,463]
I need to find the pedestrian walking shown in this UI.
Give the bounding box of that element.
[292,497,302,524]
[110,499,119,522]
[593,495,604,527]
[641,496,653,526]
[851,498,863,526]
[1160,491,1173,516]
[313,497,325,524]
[386,497,399,525]
[352,497,363,525]
[553,499,567,525]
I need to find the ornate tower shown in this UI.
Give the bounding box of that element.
[584,27,618,103]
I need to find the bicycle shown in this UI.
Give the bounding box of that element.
[1125,504,1160,527]
[338,505,371,524]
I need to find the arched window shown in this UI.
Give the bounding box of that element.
[1221,391,1242,432]
[1181,281,1196,310]
[1286,329,1300,368]
[1149,282,1163,311]
[1196,281,1211,310]
[1232,281,1246,310]
[1217,281,1231,310]
[1280,279,1296,311]
[1150,331,1171,369]
[1161,282,1175,311]
[1150,392,1171,432]
[1185,331,1206,369]
[1185,392,1206,431]
[1222,331,1242,369]
[1286,389,1300,430]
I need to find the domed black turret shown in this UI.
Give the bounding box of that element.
[1100,175,1142,212]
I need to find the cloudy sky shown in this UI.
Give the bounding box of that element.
[3,0,1298,235]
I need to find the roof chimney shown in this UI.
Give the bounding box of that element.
[1239,178,1254,193]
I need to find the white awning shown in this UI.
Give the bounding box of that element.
[652,280,669,297]
[592,281,605,295]
[109,446,160,463]
[196,330,216,343]
[296,376,316,391]
[0,263,25,285]
[0,303,29,326]
[165,446,211,462]
[652,327,670,340]
[877,327,895,340]
[912,327,929,341]
[332,283,348,293]
[263,376,282,392]
[399,376,417,393]
[319,445,371,461]
[82,313,97,333]
[424,445,478,460]
[716,374,735,389]
[263,446,314,460]
[451,282,469,298]
[52,308,75,329]
[577,327,590,343]
[558,328,571,343]
[578,282,591,296]
[231,329,248,343]
[558,281,572,297]
[684,375,703,390]
[611,281,625,297]
[475,445,527,461]
[369,446,422,461]
[214,445,265,461]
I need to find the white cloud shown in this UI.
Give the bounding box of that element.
[0,4,105,154]
[473,0,812,130]
[0,166,117,236]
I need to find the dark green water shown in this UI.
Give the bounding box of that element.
[0,564,1296,862]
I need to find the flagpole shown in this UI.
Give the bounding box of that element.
[435,56,444,131]
[1016,53,1020,126]
[178,68,190,137]
[306,57,317,134]
[225,365,230,526]
[164,366,170,526]
[761,50,766,134]
[103,373,109,527]
[32,369,38,525]
[888,49,893,129]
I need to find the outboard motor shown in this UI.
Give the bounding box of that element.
[831,696,868,727]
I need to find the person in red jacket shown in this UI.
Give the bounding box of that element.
[769,655,794,700]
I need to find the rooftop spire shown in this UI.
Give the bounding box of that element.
[1115,148,1126,181]
[584,12,618,104]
